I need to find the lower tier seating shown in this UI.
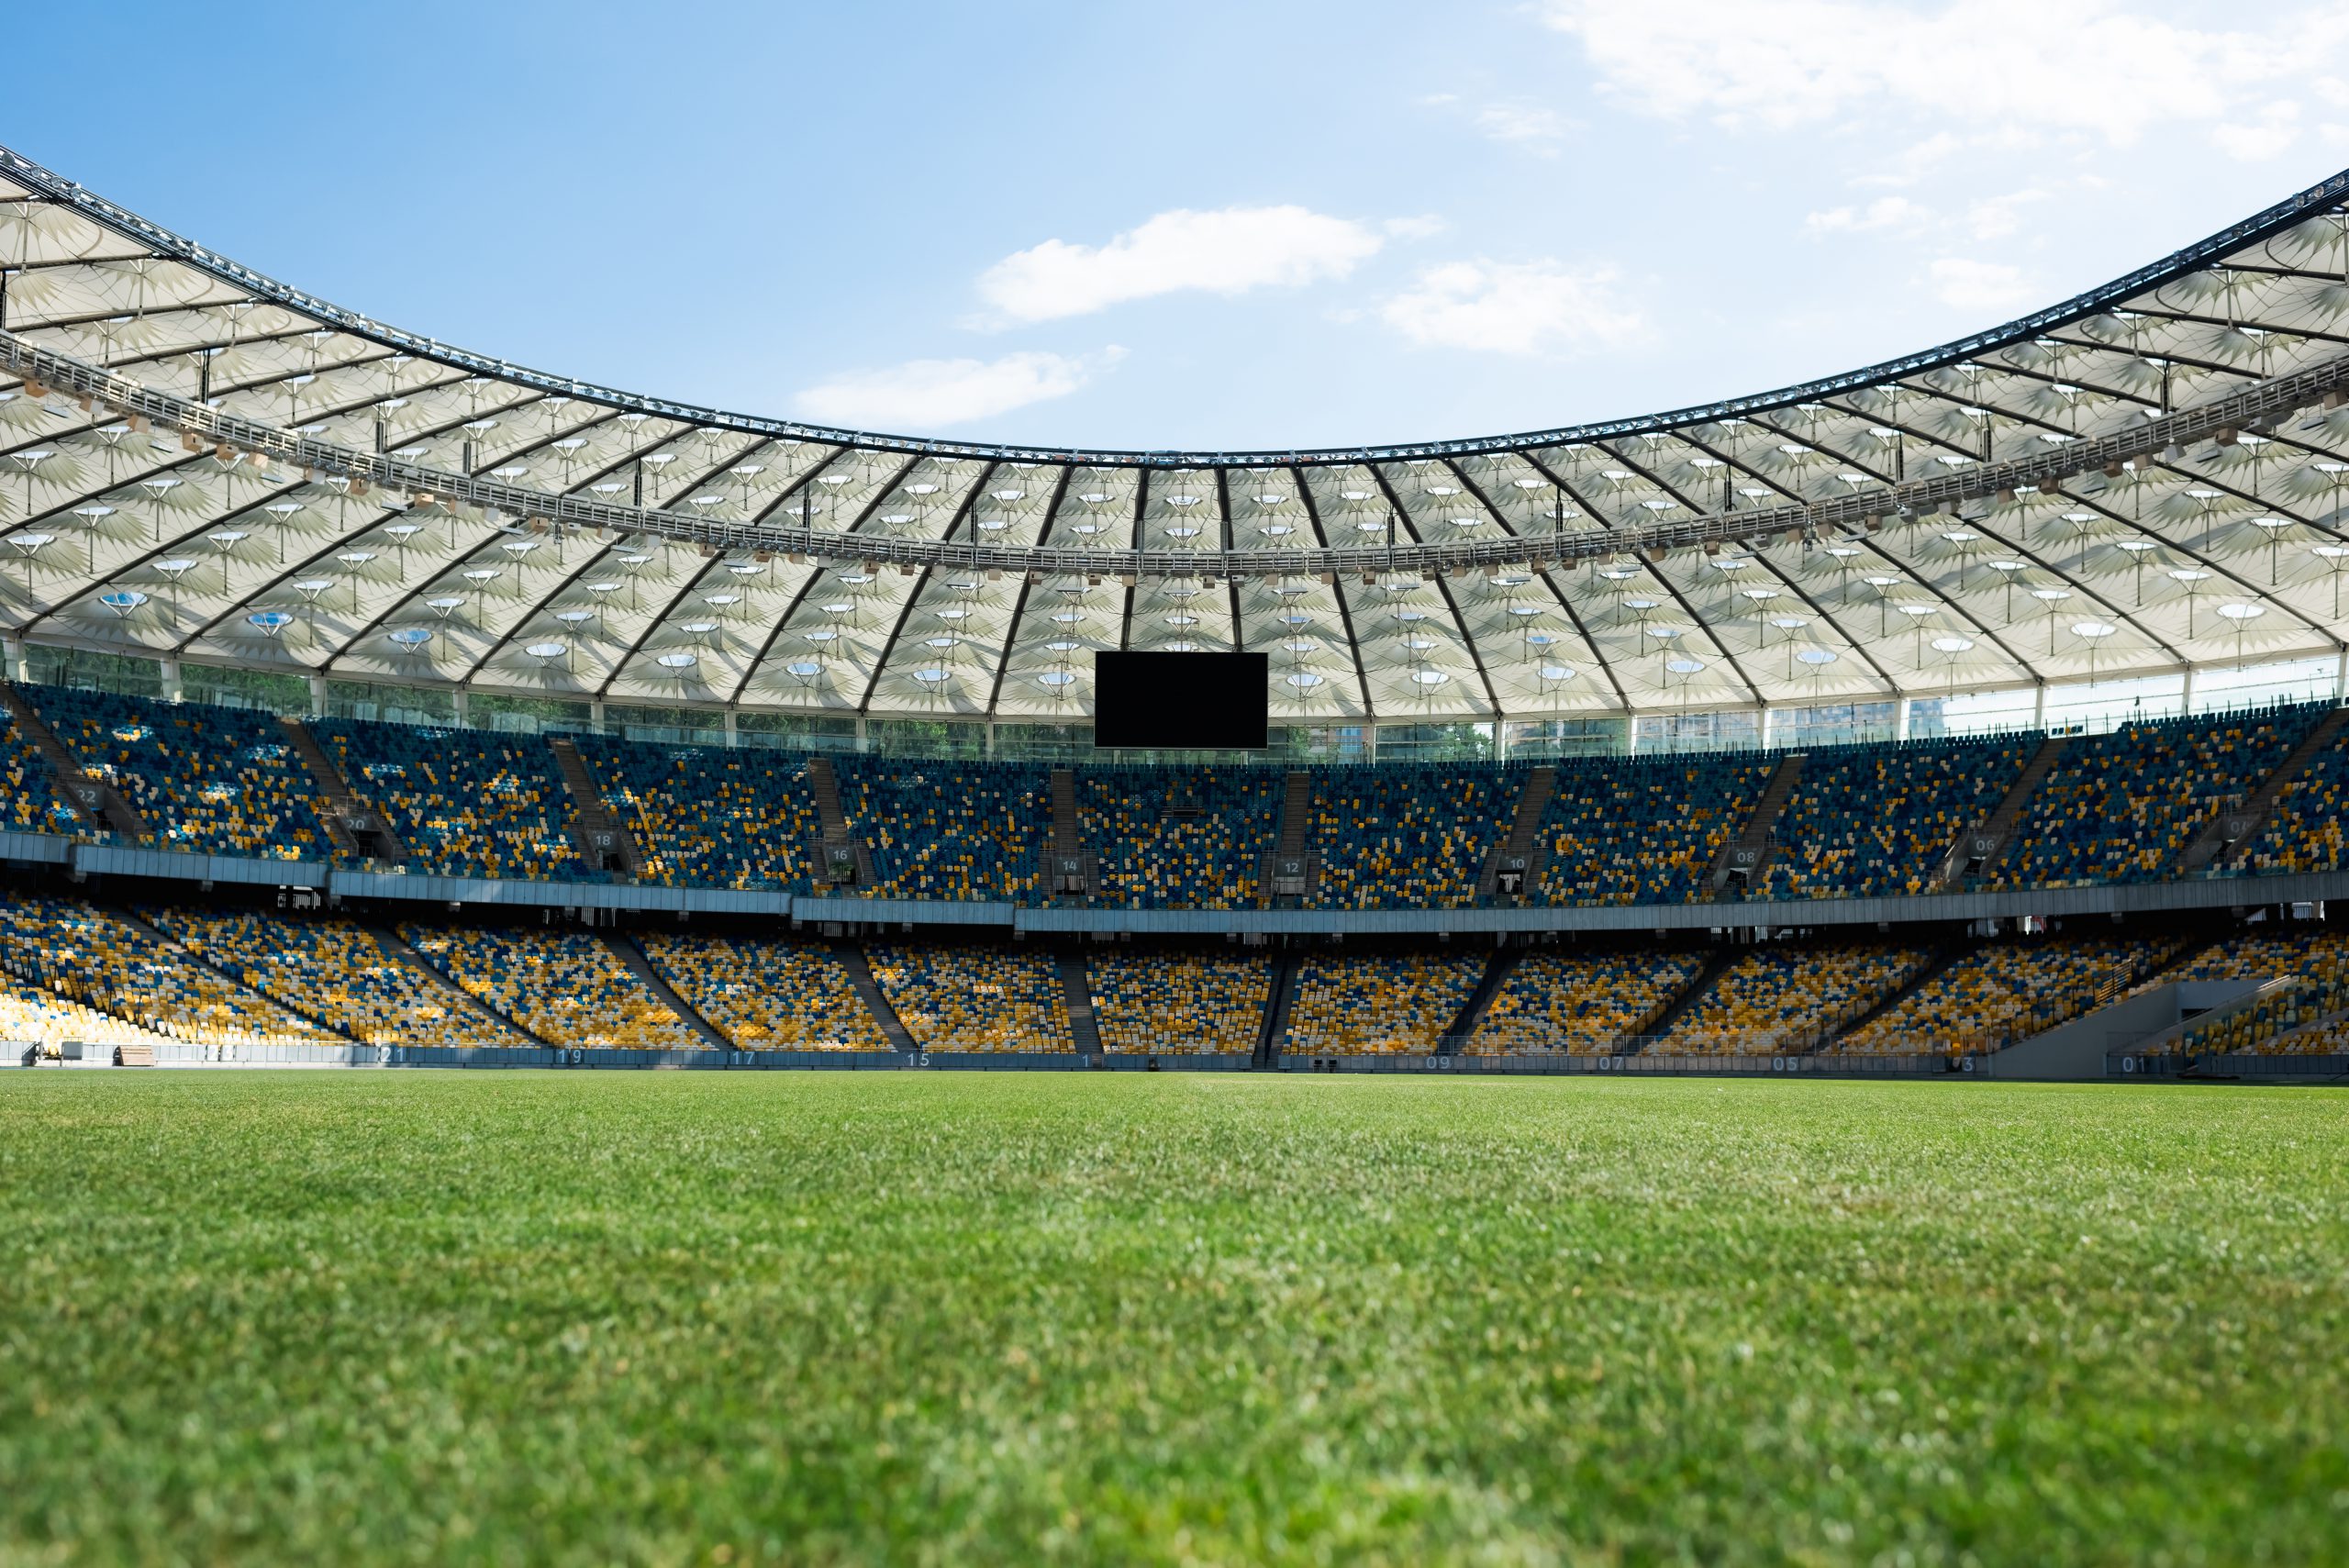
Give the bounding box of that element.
[1841,936,2173,1053]
[399,922,703,1049]
[639,932,883,1051]
[867,940,1073,1051]
[1662,944,1932,1054]
[147,907,530,1049]
[1089,948,1267,1055]
[0,891,341,1048]
[1286,951,1482,1055]
[1466,950,1707,1055]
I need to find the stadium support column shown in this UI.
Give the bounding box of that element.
[2337,644,2348,702]
[451,689,470,728]
[2,634,22,684]
[160,657,182,703]
[723,708,737,748]
[2032,682,2047,731]
[2182,666,2198,717]
[1758,705,1775,751]
[306,672,327,718]
[1896,696,1912,741]
[590,699,605,734]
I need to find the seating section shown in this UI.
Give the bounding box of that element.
[1467,950,1708,1054]
[0,892,341,1047]
[1662,944,1931,1054]
[575,735,823,892]
[400,922,702,1049]
[146,907,529,1049]
[640,932,883,1051]
[313,718,592,882]
[0,709,72,834]
[1089,949,1267,1054]
[1286,951,1482,1055]
[1307,764,1519,910]
[2168,925,2349,1056]
[835,758,1048,902]
[1538,754,1772,906]
[0,971,176,1051]
[1081,768,1278,909]
[1993,706,2321,888]
[27,684,328,860]
[1842,936,2172,1052]
[1763,736,2030,899]
[867,941,1072,1051]
[2237,724,2349,876]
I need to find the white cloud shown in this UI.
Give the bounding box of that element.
[2214,100,2305,160]
[1538,0,2333,148]
[1475,102,1573,149]
[794,349,1119,429]
[1385,214,1450,241]
[1805,195,1932,234]
[1929,258,2035,313]
[1965,187,2051,241]
[974,206,1384,326]
[1378,260,1646,354]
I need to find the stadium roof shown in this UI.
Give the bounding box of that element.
[6,142,2349,726]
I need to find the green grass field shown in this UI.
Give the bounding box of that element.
[2,1073,2343,1565]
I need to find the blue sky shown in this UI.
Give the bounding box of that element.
[16,1,2349,450]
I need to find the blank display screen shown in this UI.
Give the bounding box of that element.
[1093,651,1269,751]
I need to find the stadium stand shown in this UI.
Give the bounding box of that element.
[1840,935,2175,1052]
[1466,949,1709,1054]
[638,931,884,1050]
[1537,753,1772,906]
[1088,947,1267,1054]
[867,940,1073,1051]
[1286,951,1482,1055]
[1762,735,2032,899]
[312,718,594,882]
[573,734,824,892]
[0,968,176,1052]
[0,891,342,1048]
[835,757,1049,902]
[1080,767,1278,909]
[1661,943,1932,1053]
[147,906,531,1048]
[1305,763,1520,910]
[0,707,72,835]
[2236,721,2349,876]
[1991,706,2321,888]
[399,922,702,1048]
[24,684,328,860]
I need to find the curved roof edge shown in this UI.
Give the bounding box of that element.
[7,144,2347,468]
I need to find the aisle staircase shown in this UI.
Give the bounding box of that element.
[367,923,551,1046]
[279,716,407,866]
[1263,771,1319,904]
[1254,951,1300,1066]
[1041,767,1097,901]
[2175,706,2349,874]
[805,758,875,888]
[1437,944,1524,1053]
[1710,752,1807,893]
[1056,950,1103,1056]
[1821,944,1964,1050]
[1623,948,1739,1054]
[1479,766,1555,901]
[1936,735,2067,887]
[549,738,642,881]
[836,942,917,1051]
[604,932,731,1050]
[0,685,149,840]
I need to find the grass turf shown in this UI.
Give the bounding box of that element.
[0,1073,2343,1565]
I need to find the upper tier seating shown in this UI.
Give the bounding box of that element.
[313,717,593,882]
[1306,764,1520,910]
[574,734,824,892]
[1286,951,1482,1055]
[1080,767,1278,909]
[1841,935,2172,1052]
[26,684,328,860]
[1089,948,1267,1054]
[400,923,701,1048]
[1992,706,2321,888]
[835,758,1048,903]
[1762,736,2031,899]
[1537,753,1772,906]
[638,932,883,1051]
[148,907,529,1049]
[867,941,1072,1051]
[2237,720,2349,877]
[1662,944,1931,1054]
[0,891,341,1048]
[1466,949,1707,1055]
[0,708,72,835]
